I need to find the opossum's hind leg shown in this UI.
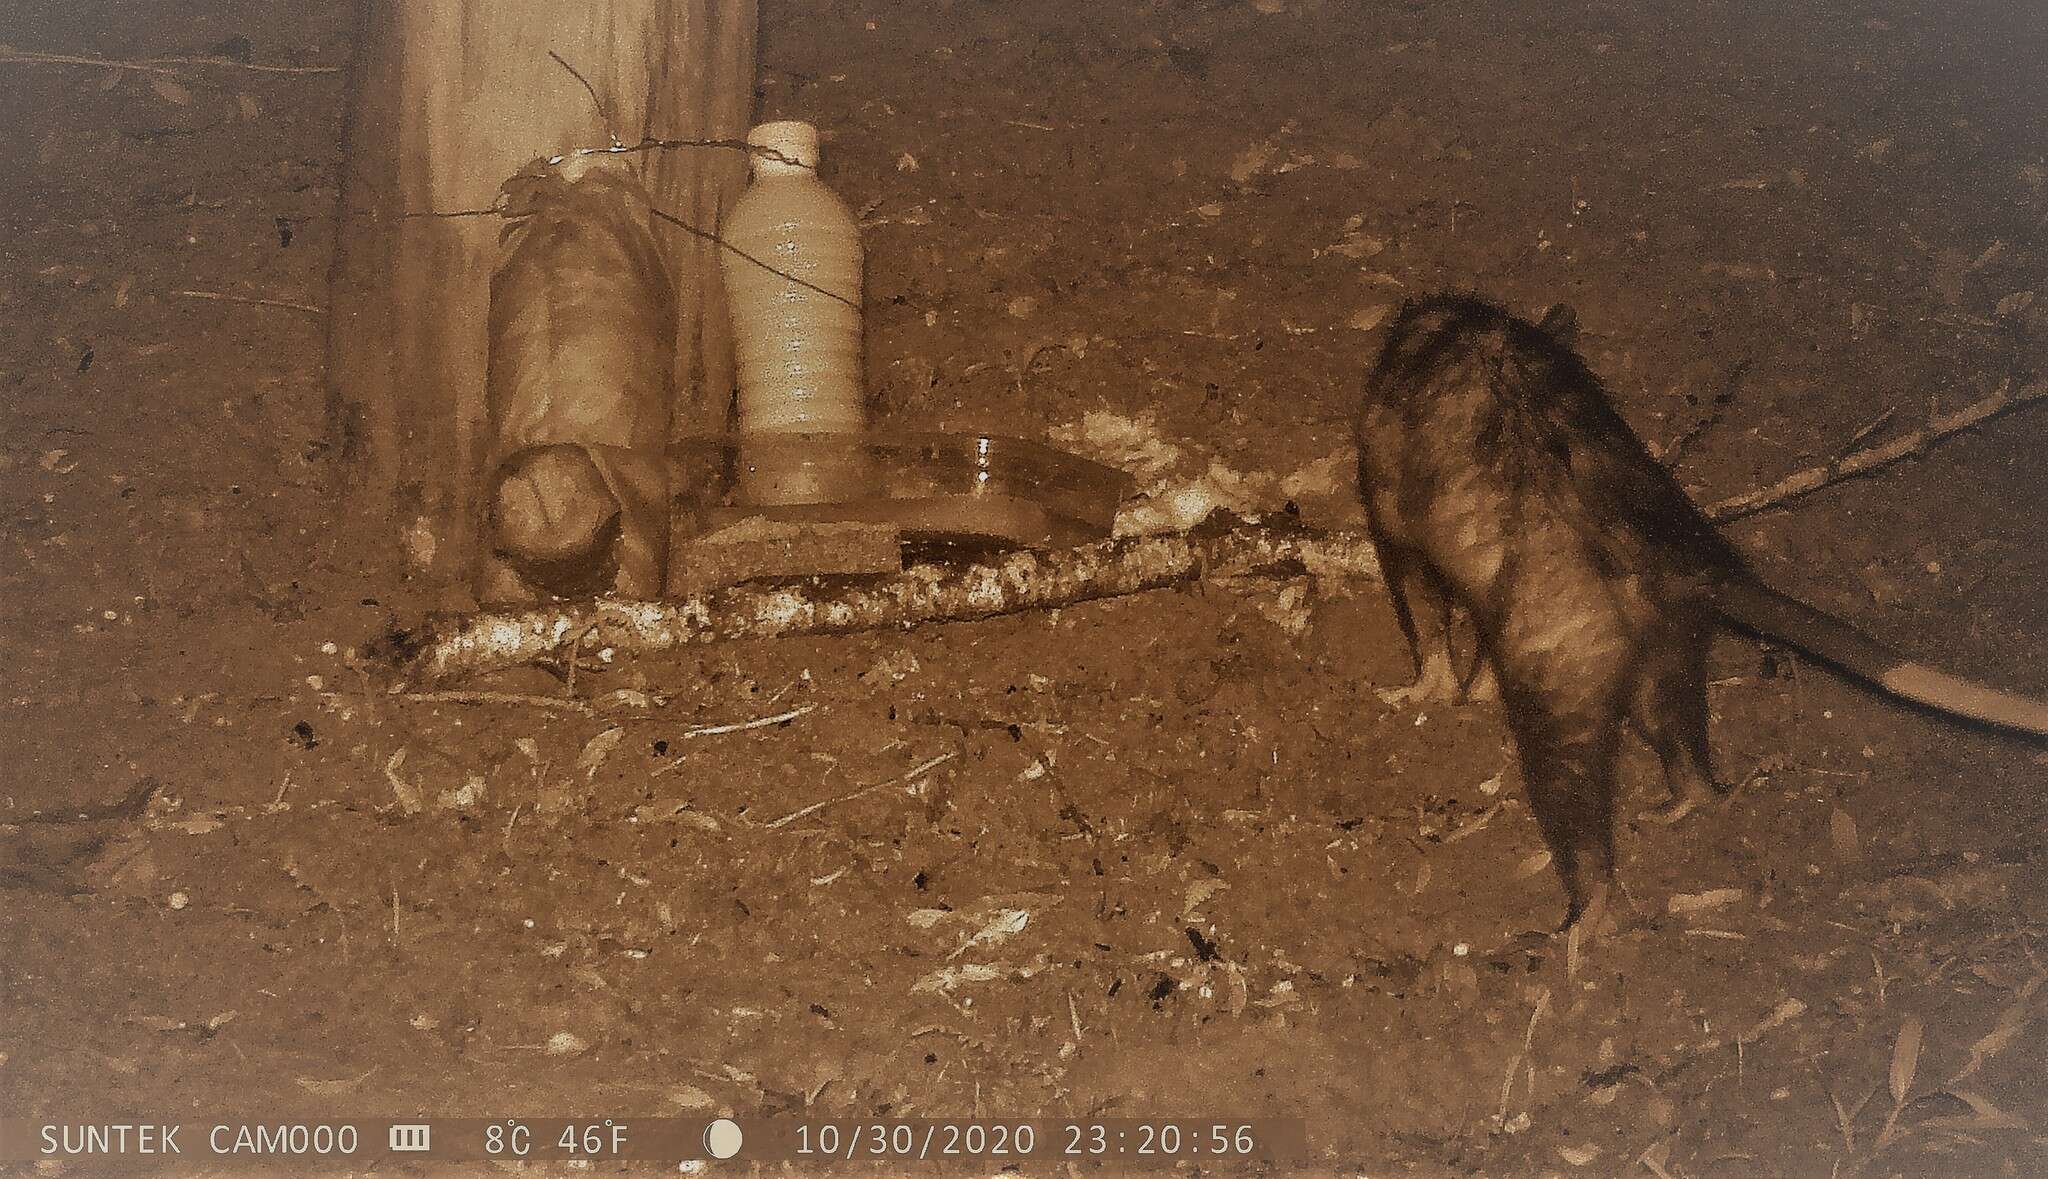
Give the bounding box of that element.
[1371,537,1463,705]
[1512,701,1626,930]
[1455,635,1499,703]
[1630,636,1724,824]
[1367,534,1427,668]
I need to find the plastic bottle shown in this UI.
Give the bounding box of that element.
[721,120,865,438]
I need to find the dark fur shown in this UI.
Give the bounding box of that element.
[1355,295,2048,927]
[1353,295,1743,927]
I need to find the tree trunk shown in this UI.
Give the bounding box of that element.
[325,0,756,580]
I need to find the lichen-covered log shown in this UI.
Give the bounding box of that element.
[384,519,1382,687]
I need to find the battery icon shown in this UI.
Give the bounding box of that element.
[389,1124,432,1152]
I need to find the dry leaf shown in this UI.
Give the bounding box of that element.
[1948,994,2034,1085]
[668,1083,716,1110]
[951,908,1031,958]
[1229,140,1276,183]
[1347,302,1394,331]
[1183,878,1229,914]
[1890,1014,1924,1106]
[383,748,421,815]
[1327,229,1387,259]
[1745,997,1807,1040]
[1667,887,1744,915]
[296,1069,375,1095]
[150,77,193,106]
[1830,807,1861,862]
[577,726,625,779]
[911,963,1002,994]
[1993,290,2035,319]
[1923,1088,2031,1132]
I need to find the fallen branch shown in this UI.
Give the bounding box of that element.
[377,518,1380,687]
[1707,377,2048,521]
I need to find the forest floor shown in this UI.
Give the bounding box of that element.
[3,0,2046,1175]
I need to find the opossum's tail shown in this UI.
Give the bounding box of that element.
[1707,575,2048,736]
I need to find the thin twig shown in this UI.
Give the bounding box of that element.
[0,48,341,75]
[1840,405,1898,453]
[175,289,324,315]
[563,624,596,698]
[651,705,820,777]
[683,704,815,738]
[552,134,775,166]
[546,50,619,147]
[1495,987,1551,1130]
[1707,378,2048,521]
[764,752,957,830]
[402,690,595,716]
[394,204,510,221]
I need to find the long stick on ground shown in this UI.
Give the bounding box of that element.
[1706,377,2048,521]
[379,519,1380,687]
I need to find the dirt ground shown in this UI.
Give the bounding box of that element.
[4,0,2047,1175]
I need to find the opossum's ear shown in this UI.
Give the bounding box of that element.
[1537,303,1579,346]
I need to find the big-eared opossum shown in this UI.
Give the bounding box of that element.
[1352,294,2048,929]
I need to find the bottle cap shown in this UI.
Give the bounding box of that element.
[747,120,820,175]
